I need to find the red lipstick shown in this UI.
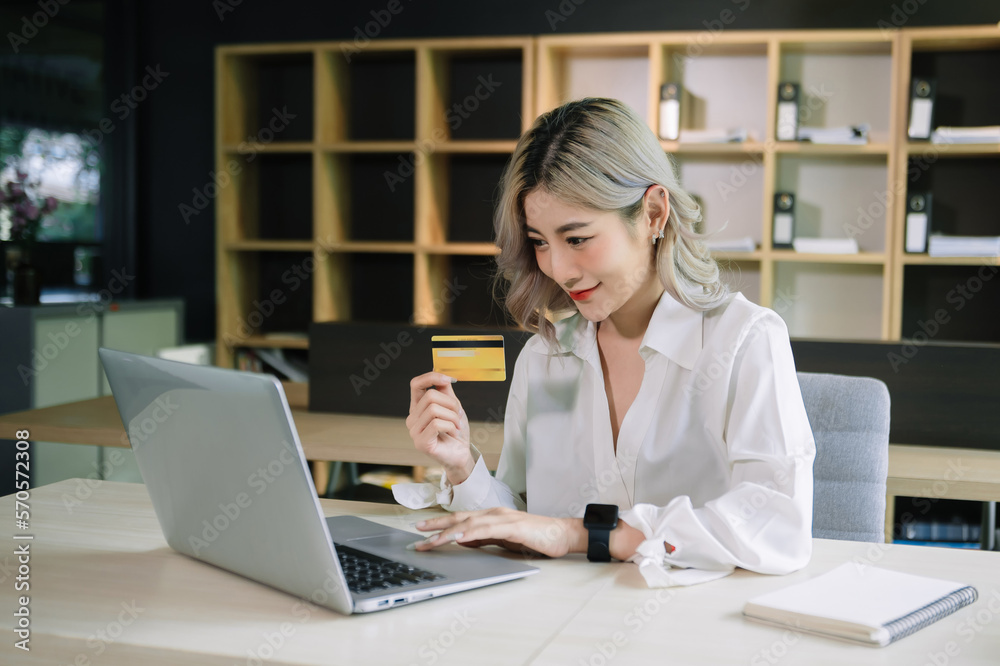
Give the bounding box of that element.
[569,284,599,301]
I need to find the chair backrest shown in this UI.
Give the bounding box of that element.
[797,372,890,543]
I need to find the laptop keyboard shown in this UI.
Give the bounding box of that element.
[335,544,446,594]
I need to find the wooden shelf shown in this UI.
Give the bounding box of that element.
[317,141,418,153]
[422,242,500,255]
[774,142,891,156]
[215,26,1000,368]
[906,142,1000,156]
[240,335,311,349]
[225,240,316,252]
[770,250,888,264]
[315,140,520,153]
[712,250,764,262]
[321,241,418,254]
[661,141,767,155]
[431,140,521,153]
[221,142,314,153]
[900,254,1000,266]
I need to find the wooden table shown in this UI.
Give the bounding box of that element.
[2,479,999,665]
[0,384,506,469]
[4,389,1000,544]
[886,445,1000,547]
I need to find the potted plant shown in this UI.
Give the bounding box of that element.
[0,169,57,305]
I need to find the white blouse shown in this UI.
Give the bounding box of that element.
[395,291,815,587]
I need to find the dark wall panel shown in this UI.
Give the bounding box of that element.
[131,0,999,343]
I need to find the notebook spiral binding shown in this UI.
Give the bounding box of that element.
[884,586,979,644]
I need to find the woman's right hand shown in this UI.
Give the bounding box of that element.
[407,372,475,485]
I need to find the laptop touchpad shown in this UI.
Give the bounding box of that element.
[326,515,415,542]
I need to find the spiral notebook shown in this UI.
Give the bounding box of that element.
[743,563,978,647]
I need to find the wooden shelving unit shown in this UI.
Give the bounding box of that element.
[215,25,1000,367]
[215,37,534,367]
[890,25,1000,344]
[536,29,900,341]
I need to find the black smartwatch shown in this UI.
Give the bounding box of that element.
[583,503,619,562]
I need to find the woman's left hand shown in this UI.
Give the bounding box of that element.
[412,508,585,558]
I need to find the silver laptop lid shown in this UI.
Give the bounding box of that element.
[98,347,352,614]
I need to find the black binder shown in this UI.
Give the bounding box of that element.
[907,77,936,141]
[772,192,795,249]
[658,82,683,141]
[904,191,932,253]
[776,82,799,141]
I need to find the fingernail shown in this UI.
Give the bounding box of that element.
[449,377,458,383]
[415,520,427,528]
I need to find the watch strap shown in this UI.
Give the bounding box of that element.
[587,528,612,562]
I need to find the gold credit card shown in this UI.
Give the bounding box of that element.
[431,335,505,381]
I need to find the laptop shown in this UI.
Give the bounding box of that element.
[98,347,537,614]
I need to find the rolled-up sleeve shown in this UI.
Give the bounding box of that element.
[439,344,531,512]
[621,312,815,585]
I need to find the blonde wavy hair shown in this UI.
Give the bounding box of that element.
[492,97,728,345]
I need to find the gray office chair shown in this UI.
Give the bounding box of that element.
[797,371,890,543]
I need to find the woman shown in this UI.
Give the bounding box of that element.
[398,98,814,587]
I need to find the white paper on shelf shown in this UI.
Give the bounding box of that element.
[792,238,860,254]
[773,213,793,245]
[797,124,870,145]
[704,236,756,253]
[776,102,797,141]
[908,98,934,139]
[659,99,680,140]
[905,213,929,253]
[930,126,1000,144]
[678,127,748,143]
[928,235,1000,257]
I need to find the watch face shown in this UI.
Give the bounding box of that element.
[583,504,618,528]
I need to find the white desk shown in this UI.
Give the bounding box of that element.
[2,480,999,665]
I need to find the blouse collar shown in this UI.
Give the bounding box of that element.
[554,290,705,371]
